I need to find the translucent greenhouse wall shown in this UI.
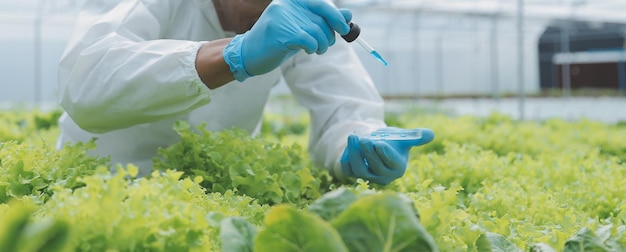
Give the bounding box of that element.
[1,0,626,106]
[0,0,78,107]
[347,8,545,97]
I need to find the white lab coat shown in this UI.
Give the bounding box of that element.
[56,0,386,179]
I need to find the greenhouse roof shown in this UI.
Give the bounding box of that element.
[2,0,625,24]
[341,0,626,24]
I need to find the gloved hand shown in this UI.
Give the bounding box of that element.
[340,127,435,185]
[223,0,353,81]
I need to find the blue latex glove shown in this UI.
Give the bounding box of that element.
[223,0,353,81]
[340,127,435,185]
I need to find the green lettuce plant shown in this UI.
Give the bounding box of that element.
[221,187,439,252]
[154,121,331,205]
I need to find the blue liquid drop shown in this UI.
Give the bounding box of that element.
[371,51,388,66]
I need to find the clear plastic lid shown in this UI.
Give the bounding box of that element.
[355,128,423,140]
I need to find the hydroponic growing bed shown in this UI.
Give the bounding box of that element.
[0,108,625,251]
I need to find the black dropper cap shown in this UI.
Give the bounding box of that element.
[341,22,361,43]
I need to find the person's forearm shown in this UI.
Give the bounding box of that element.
[195,38,236,89]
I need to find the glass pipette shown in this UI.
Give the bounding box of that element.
[341,22,388,66]
[354,36,388,66]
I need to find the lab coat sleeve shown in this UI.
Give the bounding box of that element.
[281,40,387,180]
[58,0,211,133]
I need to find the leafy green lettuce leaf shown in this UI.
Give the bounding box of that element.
[254,204,348,252]
[220,216,257,252]
[331,192,438,252]
[563,227,617,252]
[0,200,69,252]
[475,232,522,252]
[306,187,359,221]
[529,243,557,252]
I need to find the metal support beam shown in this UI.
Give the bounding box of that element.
[34,0,44,107]
[516,0,525,120]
